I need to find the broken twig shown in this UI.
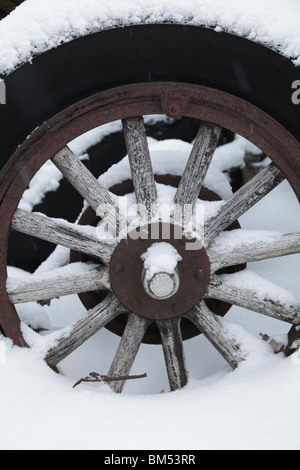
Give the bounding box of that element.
[73,372,147,389]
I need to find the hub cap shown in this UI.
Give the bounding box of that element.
[110,223,211,320]
[143,270,180,300]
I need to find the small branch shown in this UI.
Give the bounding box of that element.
[73,372,147,389]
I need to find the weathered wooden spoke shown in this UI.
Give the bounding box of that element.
[107,313,151,393]
[52,146,121,233]
[208,230,300,273]
[156,317,188,391]
[7,264,110,305]
[185,302,245,369]
[11,209,116,264]
[174,122,222,221]
[205,162,285,245]
[122,117,157,220]
[45,293,127,368]
[206,274,300,325]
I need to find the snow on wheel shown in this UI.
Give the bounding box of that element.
[1,23,300,393]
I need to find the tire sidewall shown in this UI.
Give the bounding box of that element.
[1,24,300,170]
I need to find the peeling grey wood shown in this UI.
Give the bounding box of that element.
[185,302,245,369]
[52,146,114,210]
[108,313,151,393]
[174,122,222,223]
[12,209,116,265]
[209,231,300,273]
[45,293,127,368]
[156,317,188,391]
[52,146,123,234]
[206,274,300,325]
[122,117,157,220]
[8,266,110,305]
[205,163,285,246]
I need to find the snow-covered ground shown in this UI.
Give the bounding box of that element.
[1,129,300,450]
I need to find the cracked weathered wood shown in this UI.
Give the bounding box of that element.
[185,302,245,369]
[206,274,300,325]
[205,162,285,245]
[208,231,300,273]
[52,146,123,234]
[45,293,127,368]
[8,265,110,304]
[174,122,222,223]
[122,117,157,220]
[11,209,116,264]
[157,317,188,391]
[108,313,151,393]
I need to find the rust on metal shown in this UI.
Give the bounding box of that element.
[110,222,210,320]
[161,94,190,118]
[284,325,300,357]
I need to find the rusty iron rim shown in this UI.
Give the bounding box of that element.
[1,82,300,348]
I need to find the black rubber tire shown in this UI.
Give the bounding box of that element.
[0,24,300,172]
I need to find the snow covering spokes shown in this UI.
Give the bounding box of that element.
[8,116,300,356]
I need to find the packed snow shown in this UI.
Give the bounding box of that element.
[220,269,300,310]
[1,0,300,76]
[141,242,182,280]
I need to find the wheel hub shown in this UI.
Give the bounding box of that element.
[143,269,180,300]
[109,222,211,320]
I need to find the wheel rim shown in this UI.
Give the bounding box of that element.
[2,82,300,392]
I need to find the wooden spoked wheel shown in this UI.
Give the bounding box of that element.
[2,82,300,393]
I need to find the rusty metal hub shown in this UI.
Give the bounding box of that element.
[110,223,210,320]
